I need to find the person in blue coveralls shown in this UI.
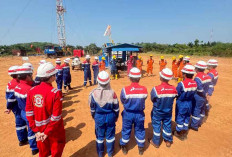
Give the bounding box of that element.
[149,68,177,148]
[62,58,73,92]
[4,65,28,147]
[55,58,63,91]
[119,67,148,155]
[173,65,197,140]
[88,71,119,157]
[82,55,92,88]
[92,56,99,85]
[190,61,211,131]
[206,59,219,116]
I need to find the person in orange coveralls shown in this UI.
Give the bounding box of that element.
[99,57,106,71]
[136,56,143,75]
[26,62,65,157]
[159,56,167,71]
[172,56,178,78]
[177,55,184,82]
[147,55,154,76]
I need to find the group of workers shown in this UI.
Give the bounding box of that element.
[5,60,66,156]
[89,58,218,157]
[5,55,218,157]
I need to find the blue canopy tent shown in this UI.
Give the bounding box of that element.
[102,43,142,70]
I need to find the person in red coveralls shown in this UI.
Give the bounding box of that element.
[127,56,133,75]
[26,62,65,157]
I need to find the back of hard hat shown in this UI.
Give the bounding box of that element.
[37,62,56,78]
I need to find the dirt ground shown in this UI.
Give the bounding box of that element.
[0,54,232,157]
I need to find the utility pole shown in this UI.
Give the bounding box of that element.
[56,0,66,47]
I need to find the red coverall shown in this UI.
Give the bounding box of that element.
[26,82,65,157]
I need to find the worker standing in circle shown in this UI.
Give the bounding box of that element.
[174,65,197,140]
[62,58,72,92]
[89,71,119,157]
[82,55,92,88]
[183,56,191,65]
[172,56,178,78]
[14,65,39,155]
[177,55,184,82]
[206,59,219,116]
[159,56,167,71]
[110,55,118,80]
[120,67,148,155]
[149,68,177,148]
[127,56,133,76]
[55,58,63,91]
[5,66,28,147]
[92,56,99,85]
[26,62,65,157]
[136,56,143,76]
[190,61,211,131]
[147,55,154,76]
[99,57,106,71]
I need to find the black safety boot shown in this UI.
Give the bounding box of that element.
[32,149,39,155]
[138,147,144,155]
[19,139,28,146]
[120,145,128,155]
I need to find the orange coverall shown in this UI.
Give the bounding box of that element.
[172,60,178,77]
[177,60,184,78]
[136,59,143,72]
[99,60,106,71]
[159,60,167,71]
[147,59,154,74]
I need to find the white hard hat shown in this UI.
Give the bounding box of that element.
[39,60,46,65]
[207,59,218,66]
[159,68,173,80]
[36,62,57,77]
[23,63,34,70]
[95,56,99,60]
[97,71,110,85]
[86,55,90,59]
[195,61,207,69]
[64,59,70,63]
[181,65,196,74]
[56,58,61,63]
[17,65,33,74]
[183,56,190,61]
[8,66,19,75]
[129,67,141,78]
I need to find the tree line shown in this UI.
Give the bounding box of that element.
[1,39,232,57]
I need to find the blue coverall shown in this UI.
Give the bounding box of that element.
[55,65,63,91]
[175,79,197,131]
[89,92,119,157]
[119,83,148,148]
[92,61,99,85]
[110,59,117,77]
[206,69,218,112]
[191,72,211,129]
[14,80,38,151]
[63,64,71,88]
[82,60,92,86]
[150,82,177,146]
[6,79,28,142]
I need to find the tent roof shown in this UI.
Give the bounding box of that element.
[106,43,142,52]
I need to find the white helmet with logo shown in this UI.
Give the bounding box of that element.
[207,59,218,66]
[159,68,173,80]
[39,60,46,65]
[56,58,61,63]
[36,62,57,77]
[23,63,34,70]
[86,55,91,59]
[97,71,110,85]
[8,66,19,75]
[181,65,195,74]
[129,67,141,78]
[17,65,33,74]
[195,61,207,69]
